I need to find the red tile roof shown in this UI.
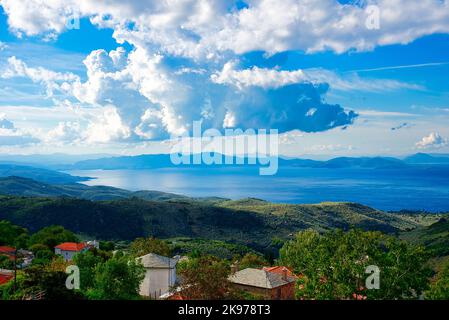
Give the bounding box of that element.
[55,242,87,252]
[0,246,16,254]
[263,266,297,278]
[0,273,13,285]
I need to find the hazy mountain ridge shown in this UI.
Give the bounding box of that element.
[64,153,449,170]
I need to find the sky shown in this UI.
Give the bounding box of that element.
[0,0,448,158]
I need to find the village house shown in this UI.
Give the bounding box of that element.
[228,266,297,300]
[138,253,180,299]
[0,269,13,285]
[54,242,89,261]
[0,246,16,261]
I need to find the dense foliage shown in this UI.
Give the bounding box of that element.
[176,256,232,300]
[280,229,432,300]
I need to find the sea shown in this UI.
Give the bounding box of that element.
[67,166,449,212]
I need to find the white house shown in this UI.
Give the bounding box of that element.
[138,253,179,299]
[54,242,89,261]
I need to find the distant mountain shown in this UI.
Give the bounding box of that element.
[316,157,406,169]
[68,154,410,170]
[0,153,115,167]
[0,164,89,184]
[404,153,449,165]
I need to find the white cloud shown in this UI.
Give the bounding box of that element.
[1,56,79,97]
[211,62,422,92]
[416,132,448,149]
[211,61,307,89]
[44,121,82,144]
[0,114,39,146]
[1,0,449,58]
[0,42,7,51]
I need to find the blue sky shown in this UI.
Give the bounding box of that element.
[0,0,448,157]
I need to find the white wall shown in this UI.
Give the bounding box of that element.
[139,267,177,299]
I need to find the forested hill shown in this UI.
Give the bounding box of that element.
[0,194,437,252]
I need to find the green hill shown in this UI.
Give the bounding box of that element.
[0,176,201,201]
[400,216,449,257]
[0,194,433,253]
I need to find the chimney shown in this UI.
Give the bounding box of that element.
[282,267,288,281]
[231,261,240,274]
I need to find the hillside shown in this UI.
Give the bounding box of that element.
[0,176,199,201]
[400,216,449,257]
[0,164,89,184]
[0,194,433,252]
[218,198,426,233]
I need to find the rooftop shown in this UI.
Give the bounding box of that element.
[138,253,179,268]
[228,268,296,289]
[55,242,87,252]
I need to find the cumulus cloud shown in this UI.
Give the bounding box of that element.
[1,0,449,58]
[212,61,422,92]
[2,49,358,141]
[1,56,79,97]
[416,132,448,149]
[4,0,441,145]
[211,61,308,89]
[0,114,39,146]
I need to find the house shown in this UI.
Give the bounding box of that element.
[54,242,88,261]
[0,246,16,261]
[0,269,14,285]
[138,253,179,299]
[228,267,296,300]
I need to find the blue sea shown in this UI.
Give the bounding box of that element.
[68,166,449,212]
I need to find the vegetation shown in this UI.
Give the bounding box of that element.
[426,260,449,299]
[29,225,78,250]
[86,252,145,300]
[176,256,232,300]
[0,191,448,301]
[0,195,436,254]
[130,237,172,257]
[167,237,257,260]
[279,229,432,300]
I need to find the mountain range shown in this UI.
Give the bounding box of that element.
[51,152,449,171]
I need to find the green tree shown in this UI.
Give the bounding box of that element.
[0,220,28,246]
[99,241,115,251]
[73,250,106,292]
[238,253,269,270]
[29,225,78,250]
[21,265,83,300]
[279,229,431,300]
[426,260,449,300]
[130,237,171,257]
[87,252,145,300]
[177,256,232,300]
[0,255,14,269]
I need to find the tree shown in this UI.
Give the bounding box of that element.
[0,220,28,246]
[22,264,83,300]
[73,250,106,292]
[87,252,145,300]
[176,256,232,300]
[129,237,171,257]
[28,225,78,250]
[99,241,115,251]
[426,260,449,300]
[279,229,431,300]
[237,253,269,270]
